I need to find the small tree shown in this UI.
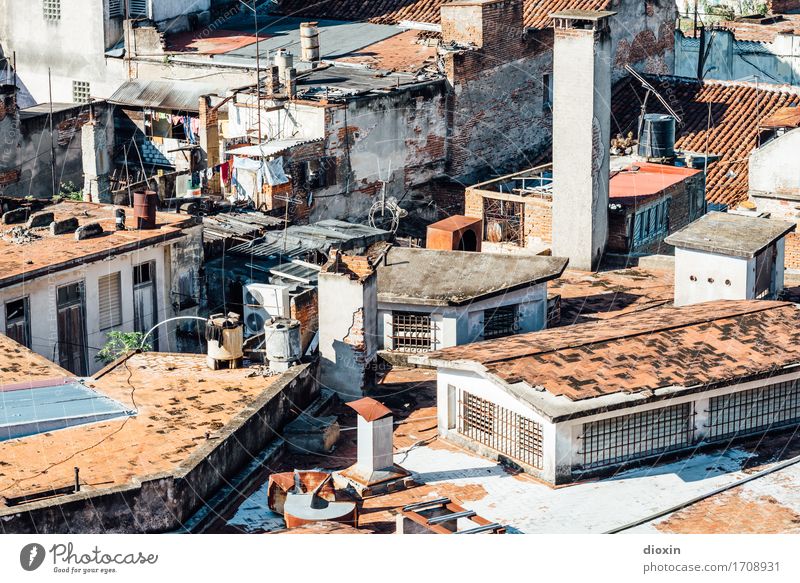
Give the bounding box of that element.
[95,331,152,364]
[58,181,83,202]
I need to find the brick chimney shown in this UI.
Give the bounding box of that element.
[550,10,615,271]
[80,107,111,203]
[441,0,523,52]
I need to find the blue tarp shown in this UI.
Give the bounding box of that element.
[0,382,134,442]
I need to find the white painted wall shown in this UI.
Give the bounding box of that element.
[318,271,378,399]
[377,283,548,351]
[436,365,800,485]
[0,243,173,375]
[436,367,559,484]
[673,247,754,306]
[749,128,800,202]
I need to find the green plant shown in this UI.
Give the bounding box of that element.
[58,181,83,201]
[95,331,152,364]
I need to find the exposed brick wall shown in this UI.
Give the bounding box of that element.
[290,287,318,352]
[785,231,800,271]
[769,0,800,13]
[523,195,552,244]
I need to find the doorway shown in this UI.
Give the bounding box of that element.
[57,281,88,376]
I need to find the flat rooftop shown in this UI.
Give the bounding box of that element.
[415,300,800,410]
[0,201,196,289]
[610,162,701,202]
[211,369,800,534]
[0,351,280,502]
[377,247,568,306]
[664,211,797,258]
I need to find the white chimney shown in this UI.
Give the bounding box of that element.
[300,22,320,65]
[347,397,394,474]
[550,10,615,271]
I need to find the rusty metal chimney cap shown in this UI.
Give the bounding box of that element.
[346,397,392,422]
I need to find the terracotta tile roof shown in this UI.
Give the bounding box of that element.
[761,105,800,129]
[275,0,611,29]
[346,397,392,421]
[717,15,800,43]
[611,76,800,207]
[421,300,800,401]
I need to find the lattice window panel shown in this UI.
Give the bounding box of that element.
[706,380,800,442]
[457,390,543,469]
[579,402,695,469]
[43,0,61,21]
[72,80,90,104]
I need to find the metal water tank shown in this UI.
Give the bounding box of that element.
[300,22,320,64]
[638,114,676,159]
[274,50,294,84]
[133,190,157,230]
[265,318,302,372]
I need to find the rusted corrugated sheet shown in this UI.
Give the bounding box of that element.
[107,80,220,112]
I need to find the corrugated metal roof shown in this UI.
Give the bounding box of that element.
[107,80,221,112]
[224,138,323,157]
[0,381,134,441]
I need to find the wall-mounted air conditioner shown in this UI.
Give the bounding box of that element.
[243,283,291,336]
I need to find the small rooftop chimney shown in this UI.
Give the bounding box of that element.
[550,10,615,271]
[300,22,320,65]
[348,397,394,475]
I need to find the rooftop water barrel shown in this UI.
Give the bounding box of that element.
[265,318,302,372]
[638,114,676,159]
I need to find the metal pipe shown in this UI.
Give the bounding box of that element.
[427,510,476,525]
[138,316,209,350]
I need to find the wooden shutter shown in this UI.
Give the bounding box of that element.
[98,272,122,330]
[128,0,148,17]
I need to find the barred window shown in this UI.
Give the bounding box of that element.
[482,304,518,339]
[390,311,435,352]
[579,403,695,469]
[457,390,543,469]
[707,380,800,441]
[43,0,61,21]
[73,81,90,104]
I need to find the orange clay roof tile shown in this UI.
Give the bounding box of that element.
[275,0,612,29]
[424,300,800,401]
[611,76,800,208]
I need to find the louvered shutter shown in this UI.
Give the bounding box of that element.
[98,272,122,330]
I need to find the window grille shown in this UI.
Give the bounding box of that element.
[457,390,543,469]
[482,304,518,339]
[390,311,435,352]
[98,272,122,331]
[579,403,695,469]
[43,0,61,20]
[72,81,90,104]
[706,380,800,441]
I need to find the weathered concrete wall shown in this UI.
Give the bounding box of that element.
[0,0,126,103]
[310,81,449,222]
[0,101,114,199]
[750,128,800,201]
[164,222,205,353]
[611,0,676,76]
[675,28,800,85]
[551,22,612,271]
[0,237,174,374]
[318,266,378,400]
[0,362,318,533]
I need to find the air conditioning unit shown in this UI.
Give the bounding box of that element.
[243,283,291,336]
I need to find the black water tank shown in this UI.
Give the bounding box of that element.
[638,114,676,159]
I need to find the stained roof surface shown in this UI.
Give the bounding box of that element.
[377,247,568,306]
[609,162,701,201]
[611,76,800,208]
[0,201,195,288]
[418,300,800,402]
[665,211,797,258]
